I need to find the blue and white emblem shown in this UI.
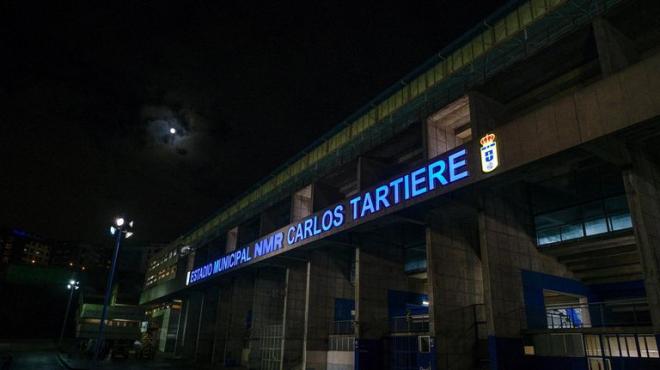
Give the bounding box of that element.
[479,133,499,173]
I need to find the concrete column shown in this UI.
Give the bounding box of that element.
[180,291,204,359]
[426,211,484,370]
[158,308,171,352]
[211,280,233,367]
[195,286,219,363]
[173,299,188,357]
[222,273,255,368]
[249,267,287,369]
[593,17,639,76]
[478,184,574,369]
[358,156,389,190]
[304,248,355,370]
[468,91,504,139]
[623,145,660,332]
[281,261,308,370]
[355,242,411,370]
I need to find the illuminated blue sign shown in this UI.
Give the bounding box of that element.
[348,148,468,221]
[186,146,470,286]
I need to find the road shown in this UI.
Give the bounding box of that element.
[3,350,63,370]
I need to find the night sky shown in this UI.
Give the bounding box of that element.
[2,1,506,244]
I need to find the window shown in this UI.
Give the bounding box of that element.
[639,335,659,358]
[601,334,657,358]
[535,195,633,246]
[418,336,431,353]
[585,335,602,357]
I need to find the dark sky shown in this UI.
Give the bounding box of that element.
[1,1,506,244]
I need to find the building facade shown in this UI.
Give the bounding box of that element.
[140,0,660,369]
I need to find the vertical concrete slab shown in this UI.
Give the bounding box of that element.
[180,291,204,359]
[195,286,219,363]
[426,211,484,370]
[173,299,188,357]
[281,261,308,370]
[468,92,504,140]
[304,248,355,370]
[249,267,287,370]
[223,273,255,368]
[355,242,411,370]
[358,156,390,190]
[211,280,233,367]
[623,145,660,332]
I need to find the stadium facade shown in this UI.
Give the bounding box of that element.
[139,0,660,369]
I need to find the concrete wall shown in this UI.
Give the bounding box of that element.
[179,291,204,359]
[217,273,255,368]
[281,261,308,370]
[426,210,484,370]
[623,145,660,333]
[249,267,286,369]
[355,240,426,370]
[304,247,354,370]
[479,183,574,370]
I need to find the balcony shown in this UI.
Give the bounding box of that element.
[389,314,430,334]
[545,299,651,330]
[330,320,355,335]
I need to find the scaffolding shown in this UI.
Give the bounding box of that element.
[175,0,628,250]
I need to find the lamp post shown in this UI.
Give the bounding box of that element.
[91,217,134,367]
[58,279,79,348]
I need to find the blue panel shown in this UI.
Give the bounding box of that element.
[334,298,355,321]
[488,336,527,370]
[520,270,593,329]
[387,290,428,318]
[355,339,384,370]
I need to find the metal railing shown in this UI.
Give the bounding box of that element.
[546,300,651,329]
[390,315,430,334]
[331,320,355,335]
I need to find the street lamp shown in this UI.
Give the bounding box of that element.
[169,127,176,135]
[58,279,79,348]
[91,217,134,367]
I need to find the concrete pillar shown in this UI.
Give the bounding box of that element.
[173,299,188,357]
[355,242,412,370]
[249,267,287,369]
[304,248,355,370]
[281,261,308,370]
[211,280,233,367]
[426,210,484,370]
[221,273,255,368]
[478,184,574,369]
[195,286,219,363]
[593,17,639,76]
[358,156,389,190]
[623,145,660,332]
[180,291,204,359]
[468,91,504,140]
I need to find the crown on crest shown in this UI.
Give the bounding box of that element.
[480,133,496,146]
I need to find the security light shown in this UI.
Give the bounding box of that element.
[169,128,176,134]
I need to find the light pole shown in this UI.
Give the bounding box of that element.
[91,217,134,367]
[58,279,79,348]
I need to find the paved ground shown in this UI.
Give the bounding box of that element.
[0,342,202,370]
[4,350,63,370]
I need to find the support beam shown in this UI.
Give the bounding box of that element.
[593,17,639,76]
